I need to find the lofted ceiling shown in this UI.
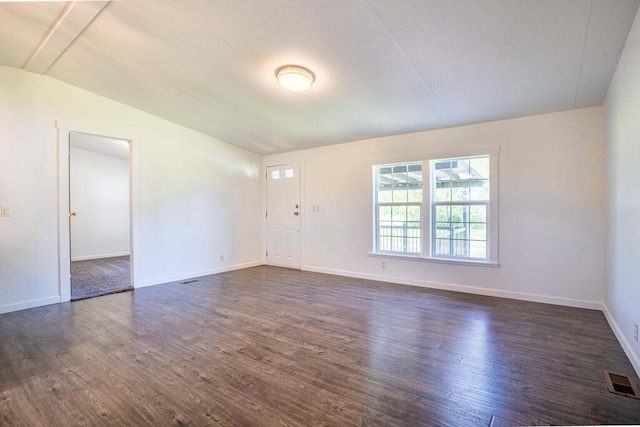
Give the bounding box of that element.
[1,0,639,155]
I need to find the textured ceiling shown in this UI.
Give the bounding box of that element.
[1,0,639,154]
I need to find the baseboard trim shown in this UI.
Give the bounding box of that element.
[0,295,61,315]
[136,260,264,289]
[303,265,603,311]
[72,252,130,262]
[602,304,640,377]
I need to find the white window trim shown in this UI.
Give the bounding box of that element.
[369,146,500,267]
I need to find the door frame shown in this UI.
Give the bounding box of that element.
[264,161,304,269]
[56,121,141,302]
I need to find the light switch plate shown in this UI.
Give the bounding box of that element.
[1,206,10,217]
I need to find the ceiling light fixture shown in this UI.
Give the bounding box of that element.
[276,65,315,91]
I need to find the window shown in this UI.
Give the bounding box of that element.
[375,163,423,254]
[372,149,498,265]
[432,156,489,260]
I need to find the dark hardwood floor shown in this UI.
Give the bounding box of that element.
[1,266,639,426]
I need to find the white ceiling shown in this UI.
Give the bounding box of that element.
[1,1,638,155]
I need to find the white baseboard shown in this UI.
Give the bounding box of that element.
[0,295,60,315]
[303,265,603,311]
[136,260,264,289]
[72,252,130,261]
[603,304,640,377]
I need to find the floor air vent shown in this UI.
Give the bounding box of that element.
[180,279,199,285]
[604,370,640,399]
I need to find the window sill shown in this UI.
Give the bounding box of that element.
[367,252,500,268]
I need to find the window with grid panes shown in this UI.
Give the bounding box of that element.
[372,149,498,265]
[374,163,422,254]
[431,155,490,260]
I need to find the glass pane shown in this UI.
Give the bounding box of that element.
[407,205,421,221]
[284,168,294,178]
[453,240,469,257]
[435,205,450,222]
[435,185,451,202]
[435,223,451,237]
[434,161,452,203]
[392,236,403,252]
[435,238,451,255]
[451,223,468,240]
[434,161,451,174]
[453,159,471,180]
[271,170,280,180]
[392,206,407,221]
[450,206,469,223]
[451,181,470,201]
[406,238,420,254]
[379,236,391,252]
[470,223,486,241]
[470,240,487,259]
[378,189,392,203]
[470,179,489,201]
[409,188,422,203]
[407,221,421,237]
[407,167,422,202]
[470,157,490,179]
[470,205,486,223]
[377,166,393,202]
[379,206,392,221]
[392,165,407,174]
[393,187,408,203]
[379,221,392,236]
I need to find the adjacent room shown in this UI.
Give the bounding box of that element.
[1,1,640,425]
[69,132,132,300]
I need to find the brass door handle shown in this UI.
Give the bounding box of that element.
[69,212,77,217]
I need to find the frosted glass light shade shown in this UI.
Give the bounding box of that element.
[276,65,315,91]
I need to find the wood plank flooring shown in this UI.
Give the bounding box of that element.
[1,266,639,426]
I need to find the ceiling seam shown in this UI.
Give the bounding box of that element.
[43,1,112,75]
[363,0,454,125]
[163,0,354,128]
[22,1,76,70]
[572,0,592,107]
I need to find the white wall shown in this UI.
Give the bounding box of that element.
[604,7,640,375]
[70,146,129,261]
[0,66,263,314]
[265,106,605,309]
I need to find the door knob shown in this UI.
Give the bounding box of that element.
[294,212,299,216]
[69,212,77,217]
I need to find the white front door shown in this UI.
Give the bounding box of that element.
[266,163,301,269]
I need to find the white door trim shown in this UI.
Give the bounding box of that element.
[55,120,141,302]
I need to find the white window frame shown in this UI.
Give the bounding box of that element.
[370,146,500,267]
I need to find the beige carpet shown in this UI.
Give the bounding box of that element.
[71,256,132,301]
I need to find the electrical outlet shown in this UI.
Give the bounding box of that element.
[220,255,224,262]
[634,323,639,342]
[381,261,387,269]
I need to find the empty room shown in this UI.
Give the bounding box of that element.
[1,1,640,426]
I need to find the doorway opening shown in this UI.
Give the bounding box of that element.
[69,132,132,300]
